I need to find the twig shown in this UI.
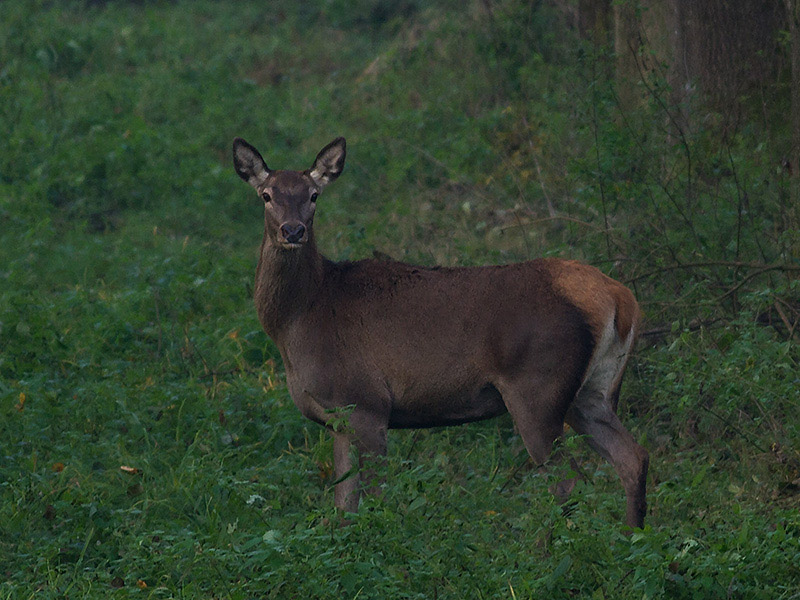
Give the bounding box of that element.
[699,404,767,454]
[521,116,557,219]
[183,324,210,376]
[639,318,721,338]
[714,265,800,303]
[627,37,697,215]
[498,215,609,234]
[404,430,421,462]
[726,143,745,264]
[511,209,533,259]
[589,55,613,261]
[773,301,800,342]
[625,261,800,285]
[152,287,163,356]
[199,368,241,380]
[498,454,532,494]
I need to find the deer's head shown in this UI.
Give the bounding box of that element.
[233,137,346,249]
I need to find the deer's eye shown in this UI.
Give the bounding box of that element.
[310,192,318,203]
[262,191,272,203]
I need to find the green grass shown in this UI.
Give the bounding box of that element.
[1,0,799,597]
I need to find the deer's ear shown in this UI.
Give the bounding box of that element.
[233,138,270,188]
[309,137,346,188]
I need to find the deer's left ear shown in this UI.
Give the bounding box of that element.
[309,137,346,188]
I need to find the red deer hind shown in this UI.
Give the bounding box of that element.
[232,136,649,528]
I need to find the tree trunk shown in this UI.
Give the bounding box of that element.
[614,0,642,112]
[578,0,611,46]
[784,0,800,237]
[638,0,690,141]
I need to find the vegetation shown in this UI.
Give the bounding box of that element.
[0,0,798,597]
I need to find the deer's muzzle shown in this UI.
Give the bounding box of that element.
[279,222,307,245]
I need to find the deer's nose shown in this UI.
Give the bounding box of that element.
[280,223,306,244]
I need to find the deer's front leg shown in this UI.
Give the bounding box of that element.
[353,411,388,498]
[332,431,360,512]
[331,408,389,512]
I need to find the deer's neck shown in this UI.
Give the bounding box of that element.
[254,233,324,339]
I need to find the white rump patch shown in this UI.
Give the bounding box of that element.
[576,311,635,411]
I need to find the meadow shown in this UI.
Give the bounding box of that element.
[0,1,798,598]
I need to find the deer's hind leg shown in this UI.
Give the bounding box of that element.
[565,364,648,528]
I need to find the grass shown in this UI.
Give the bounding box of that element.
[1,0,799,597]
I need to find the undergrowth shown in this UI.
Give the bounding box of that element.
[0,0,798,598]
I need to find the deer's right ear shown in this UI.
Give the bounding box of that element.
[233,138,270,189]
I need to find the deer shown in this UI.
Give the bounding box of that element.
[232,136,649,528]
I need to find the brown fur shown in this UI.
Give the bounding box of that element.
[232,137,649,528]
